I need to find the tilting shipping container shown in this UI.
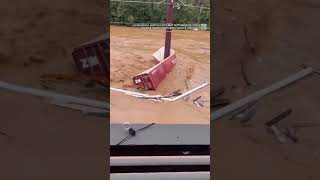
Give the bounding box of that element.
[132,0,176,91]
[72,34,109,82]
[133,50,176,90]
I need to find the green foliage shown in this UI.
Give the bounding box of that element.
[110,0,210,28]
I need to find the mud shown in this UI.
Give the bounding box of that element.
[110,26,210,124]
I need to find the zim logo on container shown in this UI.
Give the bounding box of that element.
[134,78,141,83]
[80,56,99,69]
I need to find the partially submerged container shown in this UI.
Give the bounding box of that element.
[72,34,109,82]
[133,47,176,90]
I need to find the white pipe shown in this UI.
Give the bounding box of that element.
[161,82,209,101]
[211,68,313,121]
[110,87,162,98]
[0,81,109,109]
[110,82,209,102]
[110,172,210,180]
[110,155,210,166]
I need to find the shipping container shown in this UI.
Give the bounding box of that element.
[133,52,176,90]
[72,34,109,82]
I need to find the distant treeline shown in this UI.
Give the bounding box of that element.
[111,0,210,29]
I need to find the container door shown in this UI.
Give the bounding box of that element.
[141,75,154,90]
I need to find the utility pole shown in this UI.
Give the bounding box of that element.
[164,0,174,59]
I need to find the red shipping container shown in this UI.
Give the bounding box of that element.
[133,53,177,90]
[72,34,109,82]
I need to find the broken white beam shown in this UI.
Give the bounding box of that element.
[212,68,313,121]
[110,172,210,180]
[110,82,209,102]
[110,87,162,98]
[0,81,109,110]
[111,155,210,166]
[162,82,209,102]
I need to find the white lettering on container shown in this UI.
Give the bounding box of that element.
[80,56,99,69]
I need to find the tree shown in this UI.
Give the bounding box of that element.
[111,0,210,29]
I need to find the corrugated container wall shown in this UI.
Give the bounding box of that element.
[72,34,109,82]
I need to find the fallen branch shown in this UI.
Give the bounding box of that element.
[243,24,256,55]
[193,96,203,107]
[265,109,292,127]
[268,124,288,144]
[241,24,256,86]
[193,96,202,102]
[283,128,298,143]
[240,59,252,86]
[185,68,192,89]
[266,109,293,144]
[194,101,203,107]
[184,79,189,89]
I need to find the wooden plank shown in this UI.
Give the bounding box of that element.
[110,124,210,145]
[212,68,313,121]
